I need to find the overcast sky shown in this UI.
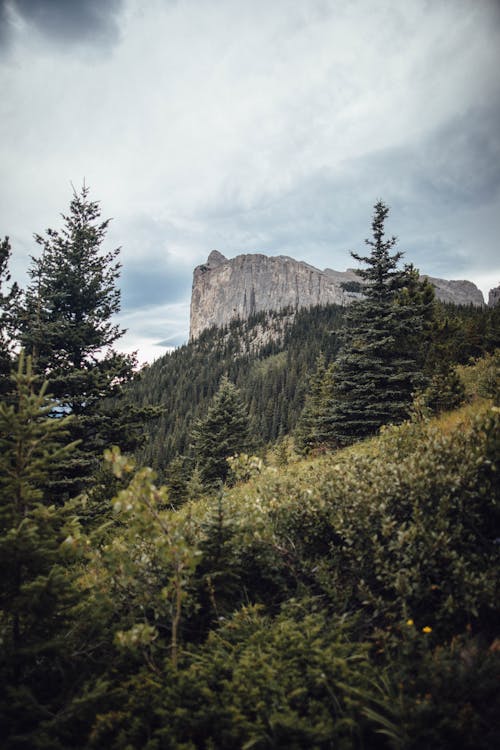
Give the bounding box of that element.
[1,0,499,364]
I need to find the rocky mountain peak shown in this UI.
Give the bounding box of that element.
[206,250,227,267]
[488,284,500,307]
[189,251,485,340]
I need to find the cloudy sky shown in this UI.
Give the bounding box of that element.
[1,0,499,364]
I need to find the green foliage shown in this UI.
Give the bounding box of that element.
[1,200,498,748]
[295,352,336,454]
[163,603,374,750]
[260,407,499,636]
[130,304,346,476]
[165,454,190,507]
[326,202,427,445]
[189,492,246,634]
[340,280,363,293]
[191,377,253,489]
[1,374,497,748]
[420,363,466,414]
[368,628,500,750]
[185,465,206,502]
[129,293,496,477]
[0,354,88,748]
[92,447,202,669]
[18,185,140,501]
[457,349,500,405]
[0,236,20,395]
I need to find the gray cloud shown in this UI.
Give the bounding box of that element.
[0,0,124,50]
[1,0,499,358]
[0,2,11,47]
[191,91,500,282]
[121,265,192,311]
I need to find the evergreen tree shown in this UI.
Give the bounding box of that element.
[295,353,335,454]
[18,185,139,500]
[192,492,244,633]
[0,355,87,747]
[395,263,437,373]
[0,237,20,395]
[327,201,425,446]
[191,377,253,489]
[418,308,468,414]
[421,364,466,414]
[186,465,206,501]
[165,455,189,507]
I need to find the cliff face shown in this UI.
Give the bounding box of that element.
[189,250,485,339]
[488,285,500,307]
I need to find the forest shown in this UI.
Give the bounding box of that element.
[0,189,499,749]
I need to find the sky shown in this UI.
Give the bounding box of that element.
[1,0,499,365]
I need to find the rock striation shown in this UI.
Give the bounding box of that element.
[488,284,500,307]
[189,250,485,340]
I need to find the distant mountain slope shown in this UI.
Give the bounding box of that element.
[133,305,346,475]
[189,250,485,339]
[130,299,498,478]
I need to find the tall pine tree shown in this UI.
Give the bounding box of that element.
[294,352,335,454]
[0,355,87,748]
[18,185,140,500]
[326,201,425,446]
[191,377,253,489]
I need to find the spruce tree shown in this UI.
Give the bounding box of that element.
[0,355,86,747]
[165,455,189,507]
[186,465,206,501]
[327,201,424,446]
[295,353,335,454]
[191,377,253,489]
[0,237,20,396]
[18,185,139,500]
[394,263,437,373]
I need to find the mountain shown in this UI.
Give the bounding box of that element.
[489,284,500,307]
[190,250,485,339]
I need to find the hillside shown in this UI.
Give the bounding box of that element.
[2,283,499,748]
[71,392,500,747]
[131,299,499,479]
[132,304,347,474]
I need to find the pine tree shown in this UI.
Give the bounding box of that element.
[327,201,425,446]
[0,237,20,395]
[192,492,244,632]
[418,308,468,414]
[165,455,189,507]
[0,354,86,747]
[295,353,335,454]
[186,465,206,501]
[18,185,140,500]
[421,364,466,413]
[191,377,253,489]
[394,263,437,373]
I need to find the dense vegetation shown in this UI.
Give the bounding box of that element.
[132,303,347,476]
[1,355,498,748]
[132,298,498,480]
[14,187,146,503]
[0,192,499,747]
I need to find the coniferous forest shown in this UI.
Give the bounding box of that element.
[1,188,499,749]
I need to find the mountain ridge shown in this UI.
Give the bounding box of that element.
[189,250,485,339]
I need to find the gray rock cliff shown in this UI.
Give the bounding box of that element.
[189,251,485,340]
[488,284,500,307]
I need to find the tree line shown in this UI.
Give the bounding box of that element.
[131,201,499,495]
[1,190,498,501]
[1,188,499,747]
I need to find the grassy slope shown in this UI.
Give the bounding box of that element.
[91,380,499,748]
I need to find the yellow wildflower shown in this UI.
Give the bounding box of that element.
[406,619,414,626]
[422,626,432,634]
